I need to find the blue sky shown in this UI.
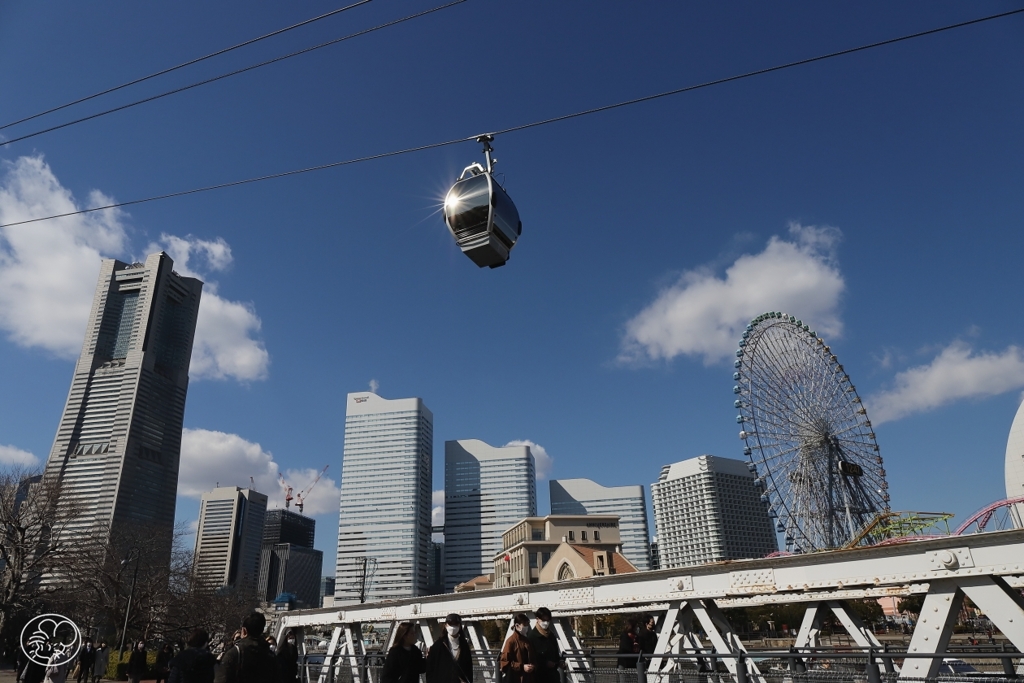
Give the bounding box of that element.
[1,2,1022,573]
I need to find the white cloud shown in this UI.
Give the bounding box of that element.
[0,155,268,382]
[178,428,339,516]
[868,342,1024,425]
[0,444,39,467]
[621,223,845,365]
[369,379,379,394]
[189,291,269,382]
[432,489,444,527]
[0,156,128,357]
[504,440,553,480]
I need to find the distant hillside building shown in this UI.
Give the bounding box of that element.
[444,439,536,591]
[651,455,776,568]
[550,478,652,571]
[194,487,268,595]
[494,515,635,588]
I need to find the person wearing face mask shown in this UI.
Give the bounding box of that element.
[382,622,426,683]
[500,614,537,683]
[426,614,473,683]
[276,629,300,683]
[127,641,149,683]
[526,608,560,683]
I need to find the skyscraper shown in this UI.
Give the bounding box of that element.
[651,455,776,568]
[257,509,322,607]
[193,487,268,595]
[42,252,201,552]
[335,392,432,604]
[444,440,536,591]
[549,478,652,571]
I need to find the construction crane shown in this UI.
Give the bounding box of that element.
[279,473,294,508]
[296,465,329,514]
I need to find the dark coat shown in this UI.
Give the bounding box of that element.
[638,628,657,655]
[22,660,46,683]
[214,637,276,683]
[499,631,537,683]
[168,647,217,683]
[77,646,97,671]
[525,627,559,683]
[616,631,640,669]
[382,645,426,683]
[426,635,473,683]
[128,649,149,678]
[276,640,299,683]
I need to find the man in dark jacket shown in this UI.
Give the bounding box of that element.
[426,614,473,683]
[214,613,277,683]
[169,628,217,683]
[76,639,97,683]
[526,607,560,683]
[276,629,300,683]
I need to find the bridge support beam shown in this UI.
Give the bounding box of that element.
[690,599,765,683]
[553,617,592,683]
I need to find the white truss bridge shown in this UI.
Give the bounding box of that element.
[280,530,1024,682]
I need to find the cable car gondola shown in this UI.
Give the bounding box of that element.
[443,135,522,268]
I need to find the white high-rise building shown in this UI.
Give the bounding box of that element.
[335,392,433,604]
[444,440,536,591]
[193,487,268,595]
[1004,400,1024,526]
[42,252,202,555]
[549,478,652,571]
[651,455,776,568]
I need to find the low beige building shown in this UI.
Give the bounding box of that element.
[454,573,495,592]
[493,515,636,587]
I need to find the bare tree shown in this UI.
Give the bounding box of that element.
[0,467,81,652]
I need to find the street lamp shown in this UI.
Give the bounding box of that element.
[118,548,141,659]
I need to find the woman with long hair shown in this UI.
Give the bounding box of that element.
[500,613,538,683]
[382,622,426,683]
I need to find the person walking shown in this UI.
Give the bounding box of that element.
[616,619,640,683]
[638,615,657,669]
[22,658,47,683]
[43,653,69,683]
[155,643,174,683]
[382,623,426,683]
[500,614,537,683]
[92,642,109,683]
[75,640,96,683]
[276,630,300,683]
[426,614,473,683]
[214,612,277,683]
[127,641,148,683]
[168,628,216,683]
[526,608,560,683]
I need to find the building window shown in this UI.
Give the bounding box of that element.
[581,531,588,541]
[594,530,600,541]
[597,554,605,569]
[568,531,575,541]
[558,563,575,581]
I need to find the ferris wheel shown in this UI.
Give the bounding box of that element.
[733,312,890,552]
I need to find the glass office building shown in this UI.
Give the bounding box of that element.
[549,478,652,571]
[444,439,536,591]
[335,392,433,604]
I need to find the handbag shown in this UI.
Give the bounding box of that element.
[71,662,81,679]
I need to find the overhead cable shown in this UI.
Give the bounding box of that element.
[0,0,471,148]
[0,0,374,132]
[1,7,1020,230]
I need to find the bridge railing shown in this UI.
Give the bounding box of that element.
[296,648,1022,683]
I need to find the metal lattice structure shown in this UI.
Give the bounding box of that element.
[733,312,889,552]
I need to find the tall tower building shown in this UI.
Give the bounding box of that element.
[258,509,322,607]
[651,455,776,568]
[335,392,433,604]
[444,440,536,591]
[42,252,201,551]
[550,478,652,571]
[193,487,268,595]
